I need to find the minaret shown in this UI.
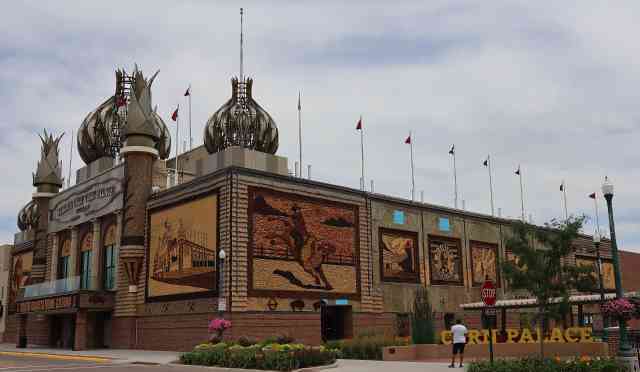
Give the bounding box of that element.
[31,130,64,283]
[117,66,162,319]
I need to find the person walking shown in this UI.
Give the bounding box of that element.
[450,319,468,368]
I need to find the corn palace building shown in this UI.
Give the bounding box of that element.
[3,64,639,351]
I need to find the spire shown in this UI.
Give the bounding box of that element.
[240,7,244,82]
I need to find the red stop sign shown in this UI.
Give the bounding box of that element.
[481,280,497,307]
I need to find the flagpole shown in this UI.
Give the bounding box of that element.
[410,131,415,201]
[562,181,568,220]
[188,84,192,151]
[176,104,180,185]
[594,194,601,237]
[298,92,302,179]
[518,165,525,221]
[67,129,74,188]
[360,116,365,191]
[453,148,458,209]
[488,155,494,216]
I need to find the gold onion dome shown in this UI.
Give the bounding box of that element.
[17,200,38,231]
[204,77,278,154]
[78,70,171,164]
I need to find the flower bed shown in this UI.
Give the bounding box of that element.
[602,298,636,321]
[180,341,338,371]
[468,357,626,372]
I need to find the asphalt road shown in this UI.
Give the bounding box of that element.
[0,355,202,372]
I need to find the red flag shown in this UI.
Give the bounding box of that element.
[404,135,411,144]
[171,107,179,121]
[589,192,596,199]
[116,96,126,107]
[356,117,362,130]
[184,87,190,96]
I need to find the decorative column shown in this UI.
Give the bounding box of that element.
[74,309,88,351]
[91,219,102,290]
[31,130,64,284]
[117,66,161,316]
[69,228,79,284]
[50,234,59,282]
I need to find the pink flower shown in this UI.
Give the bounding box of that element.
[208,318,232,333]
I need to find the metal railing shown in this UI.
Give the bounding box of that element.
[19,276,80,299]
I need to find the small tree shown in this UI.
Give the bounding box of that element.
[411,286,436,344]
[501,216,595,359]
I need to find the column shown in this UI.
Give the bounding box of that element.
[50,234,59,281]
[115,212,123,288]
[74,309,88,351]
[69,228,79,286]
[91,219,102,290]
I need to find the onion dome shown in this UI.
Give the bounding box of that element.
[204,77,278,154]
[17,200,39,231]
[78,69,171,164]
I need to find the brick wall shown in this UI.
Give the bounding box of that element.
[620,250,640,292]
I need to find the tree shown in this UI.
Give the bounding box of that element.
[411,286,436,344]
[501,216,595,359]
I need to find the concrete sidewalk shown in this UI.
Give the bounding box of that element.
[0,343,181,364]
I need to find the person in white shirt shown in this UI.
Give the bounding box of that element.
[449,319,468,368]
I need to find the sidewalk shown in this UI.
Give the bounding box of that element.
[0,343,181,364]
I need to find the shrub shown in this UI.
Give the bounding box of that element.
[275,334,295,344]
[329,334,407,360]
[411,287,436,344]
[468,357,626,372]
[237,336,258,347]
[180,341,336,371]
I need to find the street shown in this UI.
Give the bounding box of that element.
[0,353,461,372]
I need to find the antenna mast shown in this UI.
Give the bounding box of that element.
[240,8,244,81]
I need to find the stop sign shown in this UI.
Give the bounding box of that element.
[481,279,497,307]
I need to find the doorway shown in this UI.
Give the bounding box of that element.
[49,314,75,349]
[321,305,352,341]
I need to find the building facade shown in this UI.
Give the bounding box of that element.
[4,65,637,351]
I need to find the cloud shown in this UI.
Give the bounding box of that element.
[1,1,639,253]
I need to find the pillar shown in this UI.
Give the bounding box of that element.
[69,228,78,286]
[74,310,88,351]
[50,233,59,281]
[90,219,102,290]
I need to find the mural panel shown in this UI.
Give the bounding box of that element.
[148,194,217,300]
[575,257,615,290]
[249,187,359,298]
[470,240,499,286]
[428,235,463,285]
[10,251,33,304]
[379,228,419,283]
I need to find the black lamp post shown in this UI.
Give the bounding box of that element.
[218,249,226,312]
[592,234,608,340]
[601,177,633,359]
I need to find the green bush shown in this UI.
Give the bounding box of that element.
[411,287,436,344]
[180,341,337,371]
[468,358,626,372]
[327,335,407,360]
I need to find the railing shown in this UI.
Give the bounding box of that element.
[19,276,80,300]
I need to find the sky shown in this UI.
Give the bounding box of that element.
[1,1,639,252]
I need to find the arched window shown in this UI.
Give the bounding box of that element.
[58,238,71,280]
[103,225,118,290]
[80,232,93,289]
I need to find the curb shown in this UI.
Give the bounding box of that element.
[0,350,112,363]
[168,361,340,372]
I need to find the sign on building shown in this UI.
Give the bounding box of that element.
[48,165,124,232]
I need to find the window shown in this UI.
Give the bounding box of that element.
[396,313,411,337]
[58,239,71,280]
[80,232,93,289]
[103,225,118,291]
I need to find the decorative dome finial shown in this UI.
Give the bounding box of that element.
[33,129,64,190]
[78,66,171,164]
[203,9,279,154]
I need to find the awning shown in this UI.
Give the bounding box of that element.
[460,291,638,309]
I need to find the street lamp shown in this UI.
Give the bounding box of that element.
[218,249,227,312]
[601,177,633,361]
[592,234,608,340]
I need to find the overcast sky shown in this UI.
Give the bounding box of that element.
[1,1,639,252]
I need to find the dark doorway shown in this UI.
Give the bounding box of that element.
[321,305,352,341]
[49,314,75,349]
